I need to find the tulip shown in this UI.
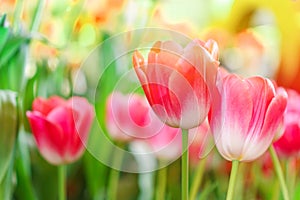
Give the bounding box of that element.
[209,69,288,200]
[26,96,94,165]
[133,39,219,129]
[105,92,163,142]
[209,69,287,162]
[133,39,219,200]
[274,89,300,157]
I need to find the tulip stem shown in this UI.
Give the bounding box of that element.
[182,129,189,200]
[226,160,239,200]
[190,157,207,200]
[155,166,167,200]
[269,145,290,200]
[286,158,297,200]
[108,145,124,200]
[58,165,66,200]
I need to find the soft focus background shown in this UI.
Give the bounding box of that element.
[1,0,300,199]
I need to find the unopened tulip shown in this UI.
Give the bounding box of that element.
[27,96,94,165]
[209,69,287,161]
[133,39,219,129]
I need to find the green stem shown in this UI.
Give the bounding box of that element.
[155,166,167,200]
[271,180,280,200]
[58,165,66,200]
[107,145,124,200]
[13,0,24,32]
[182,129,189,200]
[286,158,296,200]
[226,160,239,200]
[269,145,290,200]
[30,0,45,32]
[190,157,207,200]
[235,163,245,199]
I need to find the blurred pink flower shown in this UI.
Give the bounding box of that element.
[274,89,300,157]
[145,125,182,161]
[26,96,94,165]
[105,92,162,142]
[209,69,287,161]
[133,39,219,129]
[188,119,210,166]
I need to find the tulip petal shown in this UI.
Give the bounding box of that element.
[260,90,287,140]
[212,74,253,160]
[168,66,209,128]
[148,41,183,67]
[142,62,182,127]
[275,124,300,155]
[32,96,65,116]
[106,93,134,141]
[128,95,150,127]
[47,106,77,162]
[68,97,94,139]
[181,41,218,93]
[241,92,287,161]
[133,50,156,107]
[67,97,94,157]
[246,77,275,137]
[26,111,64,165]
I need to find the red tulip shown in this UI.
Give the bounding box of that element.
[105,92,163,142]
[133,39,219,129]
[26,96,94,165]
[209,69,287,161]
[274,89,300,157]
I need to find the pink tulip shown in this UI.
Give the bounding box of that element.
[209,69,287,161]
[274,89,300,157]
[145,125,182,161]
[143,120,212,162]
[105,92,163,142]
[26,96,94,165]
[133,39,219,129]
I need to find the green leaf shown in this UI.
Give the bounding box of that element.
[0,90,18,183]
[84,152,108,199]
[0,14,6,26]
[14,131,37,200]
[0,36,28,67]
[22,73,38,132]
[0,27,9,53]
[83,120,111,199]
[0,148,15,200]
[7,44,27,92]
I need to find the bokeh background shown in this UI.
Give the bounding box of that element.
[1,0,300,199]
